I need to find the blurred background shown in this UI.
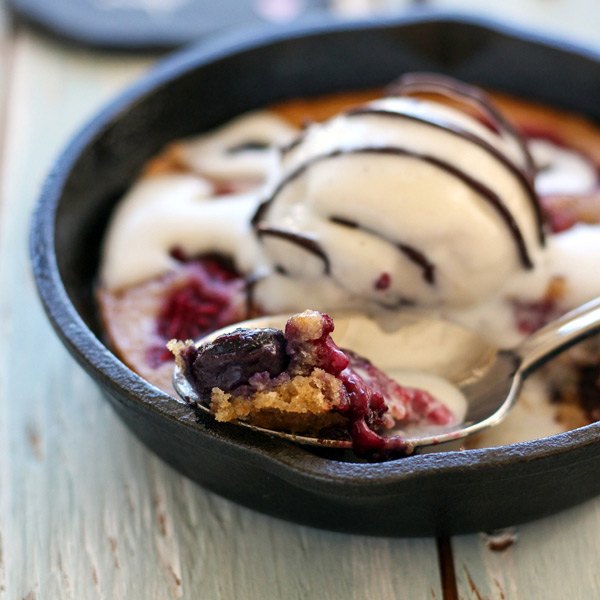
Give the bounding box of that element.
[4,0,600,50]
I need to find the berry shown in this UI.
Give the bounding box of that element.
[190,328,289,397]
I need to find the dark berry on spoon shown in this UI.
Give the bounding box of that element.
[189,328,289,397]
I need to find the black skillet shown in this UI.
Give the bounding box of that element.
[31,13,600,535]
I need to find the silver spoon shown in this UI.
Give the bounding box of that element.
[172,297,600,452]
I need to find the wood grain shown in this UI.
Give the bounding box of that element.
[453,501,600,599]
[0,24,442,600]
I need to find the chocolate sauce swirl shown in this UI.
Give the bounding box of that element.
[344,106,544,246]
[255,225,331,274]
[255,146,535,269]
[329,216,436,284]
[388,72,537,179]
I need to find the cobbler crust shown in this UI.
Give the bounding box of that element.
[210,369,347,434]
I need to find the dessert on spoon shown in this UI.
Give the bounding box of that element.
[172,300,600,457]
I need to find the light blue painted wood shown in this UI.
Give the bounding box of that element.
[453,500,600,599]
[0,26,442,600]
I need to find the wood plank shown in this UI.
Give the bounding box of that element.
[0,6,11,600]
[0,28,443,599]
[452,499,600,599]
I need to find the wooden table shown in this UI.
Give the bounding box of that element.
[1,3,600,598]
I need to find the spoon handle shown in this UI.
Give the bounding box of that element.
[517,296,600,375]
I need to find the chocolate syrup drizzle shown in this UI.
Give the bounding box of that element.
[255,146,534,270]
[329,216,436,284]
[345,106,544,246]
[388,73,538,178]
[255,225,331,274]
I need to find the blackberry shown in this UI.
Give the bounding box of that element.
[190,328,289,397]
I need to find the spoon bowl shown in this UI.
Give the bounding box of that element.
[173,298,600,451]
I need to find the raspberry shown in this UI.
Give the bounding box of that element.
[157,259,243,342]
[149,256,245,367]
[512,297,557,335]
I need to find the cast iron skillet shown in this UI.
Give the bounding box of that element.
[31,13,600,536]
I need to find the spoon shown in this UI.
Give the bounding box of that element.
[172,297,600,451]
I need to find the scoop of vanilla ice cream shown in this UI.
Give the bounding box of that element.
[255,96,543,308]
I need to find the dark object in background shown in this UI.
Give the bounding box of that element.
[7,0,329,50]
